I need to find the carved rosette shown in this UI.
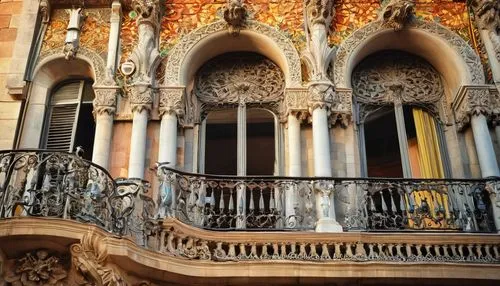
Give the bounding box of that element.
[452,86,492,130]
[379,0,416,31]
[93,86,119,116]
[158,87,185,118]
[129,83,153,114]
[4,249,68,285]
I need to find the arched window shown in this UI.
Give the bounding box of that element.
[353,51,450,178]
[195,52,285,176]
[44,80,95,160]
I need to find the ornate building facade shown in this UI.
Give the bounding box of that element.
[0,0,500,285]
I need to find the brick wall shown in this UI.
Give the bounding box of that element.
[0,0,23,149]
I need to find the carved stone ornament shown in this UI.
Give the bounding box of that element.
[334,20,485,87]
[4,249,68,285]
[307,81,352,127]
[63,8,85,60]
[163,20,302,87]
[470,0,500,61]
[379,0,415,31]
[129,0,163,83]
[70,232,125,286]
[158,87,184,117]
[352,51,444,105]
[194,52,285,105]
[452,85,492,130]
[284,88,309,117]
[129,82,153,114]
[93,86,119,116]
[39,0,51,24]
[304,0,334,28]
[223,0,247,36]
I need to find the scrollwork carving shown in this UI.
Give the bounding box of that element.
[194,52,285,105]
[352,51,444,105]
[4,249,68,286]
[379,0,415,31]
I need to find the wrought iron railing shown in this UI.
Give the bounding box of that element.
[157,163,498,233]
[0,150,154,242]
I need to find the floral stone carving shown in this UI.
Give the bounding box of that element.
[4,250,68,286]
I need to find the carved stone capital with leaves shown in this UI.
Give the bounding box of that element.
[379,0,415,31]
[470,0,500,33]
[4,249,68,285]
[330,88,352,127]
[129,82,153,114]
[93,86,119,116]
[452,85,492,130]
[283,88,309,118]
[307,81,335,113]
[223,0,247,36]
[158,87,185,118]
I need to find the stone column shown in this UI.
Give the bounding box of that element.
[236,103,246,229]
[128,83,152,179]
[92,87,118,169]
[106,1,121,77]
[158,88,184,168]
[287,113,302,177]
[453,86,500,178]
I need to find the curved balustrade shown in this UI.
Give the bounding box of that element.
[157,163,498,233]
[0,150,152,242]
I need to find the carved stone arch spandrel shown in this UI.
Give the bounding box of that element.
[36,46,109,86]
[163,20,302,88]
[333,19,485,90]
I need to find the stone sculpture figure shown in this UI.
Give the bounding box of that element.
[223,0,247,36]
[380,0,416,31]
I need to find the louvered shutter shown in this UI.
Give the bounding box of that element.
[45,81,83,152]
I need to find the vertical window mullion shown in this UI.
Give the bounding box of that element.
[237,104,247,176]
[394,103,413,178]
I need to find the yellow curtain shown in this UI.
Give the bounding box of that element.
[409,108,450,229]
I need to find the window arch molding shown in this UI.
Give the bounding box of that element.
[18,49,103,150]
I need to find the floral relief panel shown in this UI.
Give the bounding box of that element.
[120,11,138,64]
[41,9,68,53]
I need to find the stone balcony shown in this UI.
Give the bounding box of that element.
[1,150,500,285]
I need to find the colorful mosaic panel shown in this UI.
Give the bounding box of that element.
[80,8,111,57]
[41,9,69,53]
[331,0,473,46]
[120,11,138,63]
[159,0,305,57]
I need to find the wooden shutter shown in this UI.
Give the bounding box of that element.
[45,81,83,152]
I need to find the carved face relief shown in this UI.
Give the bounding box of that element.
[194,52,285,105]
[352,50,444,105]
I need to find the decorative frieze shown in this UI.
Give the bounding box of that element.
[93,86,119,116]
[379,0,415,31]
[452,85,492,130]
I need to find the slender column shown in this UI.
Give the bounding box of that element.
[158,112,177,167]
[312,107,332,177]
[236,103,246,228]
[128,109,148,178]
[106,1,121,78]
[495,126,500,152]
[471,114,500,177]
[92,87,118,169]
[287,113,302,176]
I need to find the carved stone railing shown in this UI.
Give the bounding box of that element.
[0,149,152,242]
[157,164,497,233]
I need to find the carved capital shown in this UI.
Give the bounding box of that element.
[307,81,335,113]
[158,87,185,117]
[452,85,492,130]
[93,86,119,116]
[470,0,500,34]
[223,0,247,36]
[39,0,51,23]
[129,82,153,114]
[330,88,352,127]
[379,0,415,31]
[4,249,68,285]
[284,87,309,116]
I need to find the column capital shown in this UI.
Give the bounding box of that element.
[452,85,492,130]
[307,82,352,127]
[158,86,185,118]
[93,86,119,116]
[129,82,153,114]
